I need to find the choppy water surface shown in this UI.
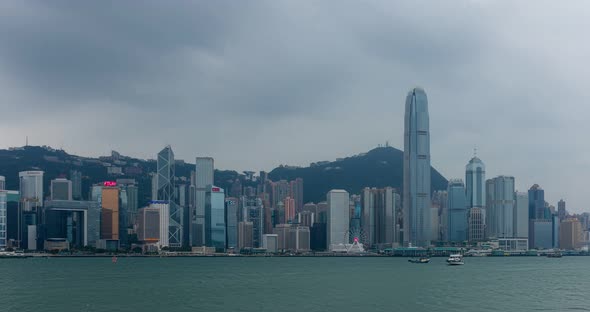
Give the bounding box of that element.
[0,256,588,312]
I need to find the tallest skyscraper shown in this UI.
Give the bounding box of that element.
[403,87,431,247]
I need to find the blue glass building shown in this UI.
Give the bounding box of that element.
[528,184,546,220]
[403,87,431,247]
[447,179,467,242]
[205,186,226,251]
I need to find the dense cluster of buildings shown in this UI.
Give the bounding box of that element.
[0,87,588,254]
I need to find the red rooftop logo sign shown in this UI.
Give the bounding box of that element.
[103,181,117,187]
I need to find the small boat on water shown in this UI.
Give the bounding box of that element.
[447,254,464,265]
[0,251,29,259]
[547,252,562,258]
[408,257,430,264]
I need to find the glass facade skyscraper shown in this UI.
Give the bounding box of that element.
[486,176,515,238]
[403,87,431,247]
[466,156,486,242]
[327,190,350,250]
[205,186,226,251]
[157,146,183,248]
[447,179,467,242]
[225,198,239,250]
[194,157,214,247]
[465,157,485,209]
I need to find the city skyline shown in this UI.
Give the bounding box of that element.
[0,2,588,214]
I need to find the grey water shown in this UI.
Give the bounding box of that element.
[0,256,588,312]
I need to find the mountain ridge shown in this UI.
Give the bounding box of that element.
[0,145,448,206]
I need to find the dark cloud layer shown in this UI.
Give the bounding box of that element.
[1,1,589,212]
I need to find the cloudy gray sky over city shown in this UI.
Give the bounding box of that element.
[1,1,589,211]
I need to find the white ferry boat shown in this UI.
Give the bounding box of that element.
[446,254,464,265]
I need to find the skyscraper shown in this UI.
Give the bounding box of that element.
[117,180,138,227]
[136,205,160,244]
[225,198,239,250]
[559,218,582,250]
[486,176,515,239]
[194,157,214,246]
[289,178,304,213]
[205,185,225,251]
[514,192,529,238]
[238,221,253,251]
[403,87,431,247]
[327,189,350,251]
[0,176,5,191]
[465,156,486,209]
[69,170,82,200]
[284,196,295,223]
[0,191,7,249]
[468,207,485,242]
[101,186,119,241]
[362,187,398,247]
[432,191,448,242]
[157,146,182,247]
[50,178,72,201]
[19,171,44,250]
[241,196,264,248]
[465,156,486,242]
[528,184,546,220]
[557,199,566,221]
[447,179,467,243]
[528,184,548,249]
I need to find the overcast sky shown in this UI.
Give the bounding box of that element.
[1,1,589,212]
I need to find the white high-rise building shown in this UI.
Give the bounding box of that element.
[150,201,170,248]
[194,157,214,246]
[327,190,350,251]
[403,87,431,247]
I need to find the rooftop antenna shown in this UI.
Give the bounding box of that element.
[473,146,478,157]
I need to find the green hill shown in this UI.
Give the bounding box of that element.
[0,145,448,206]
[269,146,448,203]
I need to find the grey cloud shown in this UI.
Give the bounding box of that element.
[0,1,589,212]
